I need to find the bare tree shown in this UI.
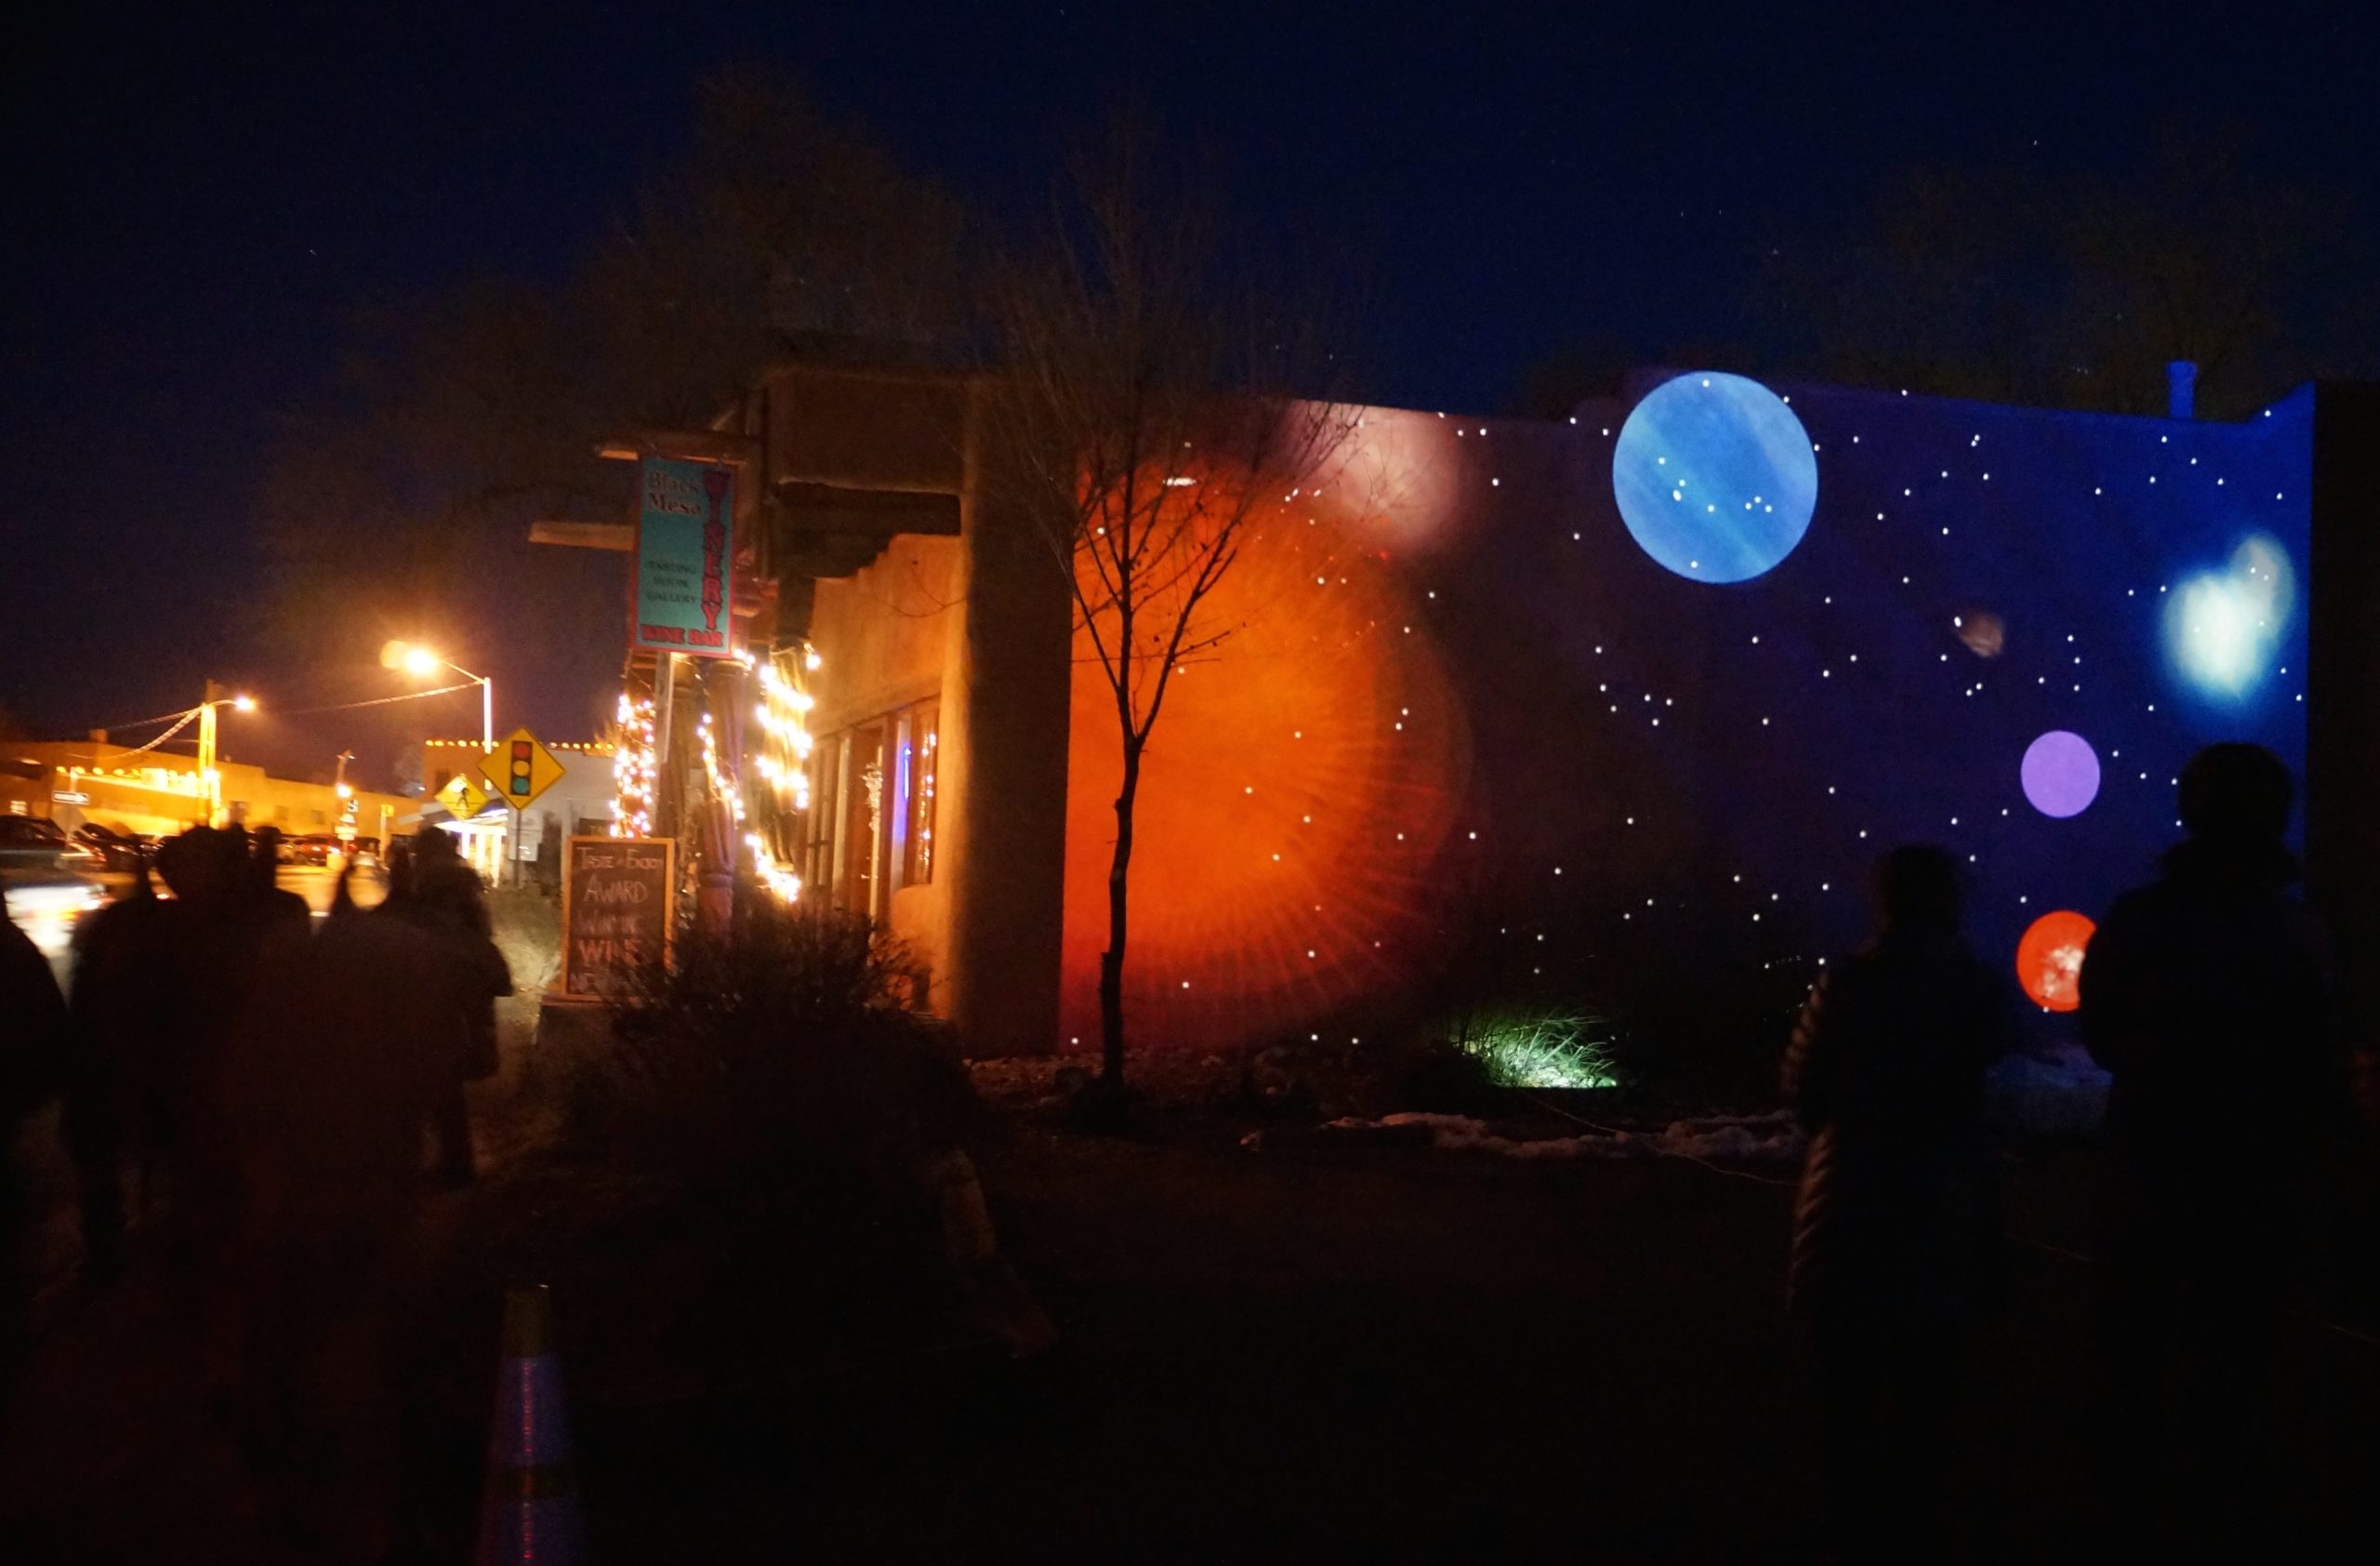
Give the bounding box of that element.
[993,140,1356,1094]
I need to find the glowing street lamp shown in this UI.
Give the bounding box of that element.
[196,680,258,826]
[384,641,493,752]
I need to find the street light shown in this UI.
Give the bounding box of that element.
[196,680,258,826]
[383,641,493,752]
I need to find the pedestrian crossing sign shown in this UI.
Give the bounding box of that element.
[476,726,566,813]
[434,770,492,820]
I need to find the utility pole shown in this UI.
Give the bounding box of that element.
[197,679,223,828]
[193,682,258,828]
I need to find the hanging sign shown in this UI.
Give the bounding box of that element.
[632,457,735,657]
[560,835,675,1000]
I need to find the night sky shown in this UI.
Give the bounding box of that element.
[5,2,2374,785]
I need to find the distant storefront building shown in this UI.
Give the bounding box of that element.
[0,738,414,846]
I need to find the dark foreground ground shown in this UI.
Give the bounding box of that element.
[9,1076,2374,1563]
[584,1123,2378,1563]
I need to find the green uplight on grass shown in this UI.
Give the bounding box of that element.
[1456,1007,1620,1090]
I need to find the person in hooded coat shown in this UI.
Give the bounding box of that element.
[381,828,509,1186]
[61,850,172,1288]
[150,829,268,1275]
[220,885,469,1553]
[1782,843,2013,1561]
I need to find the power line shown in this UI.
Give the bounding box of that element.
[268,679,480,718]
[107,709,200,758]
[94,704,205,733]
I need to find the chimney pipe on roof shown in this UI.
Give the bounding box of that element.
[2168,360,2197,419]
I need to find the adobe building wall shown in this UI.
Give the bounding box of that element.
[1050,378,2334,1059]
[933,388,1072,1055]
[809,534,964,1005]
[796,366,2371,1066]
[801,458,1073,1055]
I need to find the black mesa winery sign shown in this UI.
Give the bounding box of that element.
[562,835,675,999]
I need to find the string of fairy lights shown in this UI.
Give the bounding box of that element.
[610,693,658,838]
[610,643,819,903]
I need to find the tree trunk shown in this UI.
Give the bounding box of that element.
[1099,741,1142,1088]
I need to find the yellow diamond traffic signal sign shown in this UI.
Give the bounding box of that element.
[477,726,566,813]
[434,771,491,819]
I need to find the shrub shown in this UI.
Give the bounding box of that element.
[1451,1004,1620,1090]
[562,897,971,1195]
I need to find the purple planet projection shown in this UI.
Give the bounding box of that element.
[2021,730,2100,818]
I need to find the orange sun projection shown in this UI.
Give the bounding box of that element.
[1059,439,1470,1055]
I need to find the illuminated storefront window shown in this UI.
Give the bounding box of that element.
[805,697,938,919]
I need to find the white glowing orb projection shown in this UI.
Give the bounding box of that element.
[1611,372,1818,582]
[1317,405,1467,557]
[2163,533,2295,704]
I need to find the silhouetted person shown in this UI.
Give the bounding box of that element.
[2,887,68,1406]
[1783,844,2011,1562]
[2078,743,2343,1548]
[328,857,362,921]
[245,826,315,936]
[61,850,173,1288]
[151,825,293,1395]
[381,828,509,1186]
[220,892,469,1553]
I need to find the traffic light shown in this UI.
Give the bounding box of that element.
[507,739,534,799]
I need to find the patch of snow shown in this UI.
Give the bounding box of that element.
[1323,1111,1804,1165]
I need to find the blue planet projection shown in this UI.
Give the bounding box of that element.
[1611,372,1818,582]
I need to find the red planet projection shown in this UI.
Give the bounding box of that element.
[2016,909,2096,1012]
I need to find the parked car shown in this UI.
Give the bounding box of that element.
[284,834,337,867]
[73,822,145,871]
[0,816,105,958]
[0,815,74,874]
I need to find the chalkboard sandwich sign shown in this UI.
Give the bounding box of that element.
[559,835,675,1001]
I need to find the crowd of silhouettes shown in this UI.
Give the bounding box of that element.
[3,744,2370,1557]
[1786,741,2356,1560]
[2,822,510,1550]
